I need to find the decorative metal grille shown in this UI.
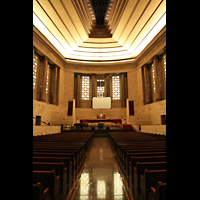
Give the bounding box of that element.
[33,54,38,89]
[112,76,120,100]
[163,54,166,80]
[82,76,90,100]
[151,63,156,92]
[46,65,50,94]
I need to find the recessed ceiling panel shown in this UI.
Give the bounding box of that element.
[33,0,166,64]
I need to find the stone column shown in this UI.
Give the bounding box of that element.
[76,74,81,107]
[124,74,128,107]
[92,74,96,98]
[40,57,48,102]
[142,64,151,104]
[121,73,125,107]
[161,48,166,100]
[152,55,162,102]
[52,65,58,105]
[106,74,111,97]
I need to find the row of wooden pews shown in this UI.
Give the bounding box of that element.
[108,132,166,200]
[33,132,94,200]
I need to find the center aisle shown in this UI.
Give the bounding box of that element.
[71,138,129,200]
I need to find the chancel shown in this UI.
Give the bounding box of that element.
[33,0,166,199]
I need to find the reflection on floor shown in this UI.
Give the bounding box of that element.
[71,138,128,200]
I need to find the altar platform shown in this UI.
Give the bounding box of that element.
[56,117,135,134]
[59,123,135,134]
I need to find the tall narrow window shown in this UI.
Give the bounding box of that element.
[82,76,90,100]
[46,64,50,94]
[151,63,156,93]
[163,53,166,99]
[163,54,166,81]
[112,76,120,100]
[97,79,105,97]
[33,54,38,89]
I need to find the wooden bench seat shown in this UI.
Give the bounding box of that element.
[139,169,166,200]
[108,131,166,199]
[117,144,166,159]
[33,162,68,194]
[33,152,76,181]
[125,152,166,180]
[33,182,50,200]
[118,144,166,157]
[33,157,72,192]
[33,132,94,151]
[133,161,166,194]
[118,146,166,161]
[129,156,166,189]
[33,132,95,200]
[33,145,85,167]
[121,149,166,168]
[150,181,166,200]
[33,149,80,173]
[33,170,61,200]
[33,146,83,160]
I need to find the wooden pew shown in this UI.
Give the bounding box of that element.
[116,146,166,171]
[116,143,165,168]
[108,132,166,150]
[133,161,166,194]
[125,152,166,180]
[33,149,80,175]
[33,146,84,167]
[33,170,61,200]
[33,132,94,200]
[119,146,166,165]
[139,169,166,200]
[33,182,50,200]
[33,132,94,152]
[150,181,166,200]
[33,152,76,182]
[33,162,68,194]
[33,157,72,192]
[108,131,166,199]
[129,156,166,189]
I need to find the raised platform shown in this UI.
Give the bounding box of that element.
[62,128,136,135]
[80,119,122,124]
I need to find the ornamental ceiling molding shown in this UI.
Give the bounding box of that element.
[33,0,166,64]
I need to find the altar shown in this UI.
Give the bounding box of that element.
[80,119,122,124]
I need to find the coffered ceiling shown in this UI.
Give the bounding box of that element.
[33,0,166,64]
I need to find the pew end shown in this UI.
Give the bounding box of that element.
[150,181,166,200]
[33,182,51,200]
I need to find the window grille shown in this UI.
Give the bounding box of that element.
[46,64,50,94]
[33,54,38,89]
[82,76,90,100]
[112,76,120,100]
[151,63,156,93]
[163,54,166,80]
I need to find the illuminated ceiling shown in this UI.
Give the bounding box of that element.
[33,0,166,64]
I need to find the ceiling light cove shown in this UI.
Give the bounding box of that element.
[33,0,166,64]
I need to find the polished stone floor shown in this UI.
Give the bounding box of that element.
[71,138,128,200]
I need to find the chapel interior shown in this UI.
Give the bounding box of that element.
[33,0,166,200]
